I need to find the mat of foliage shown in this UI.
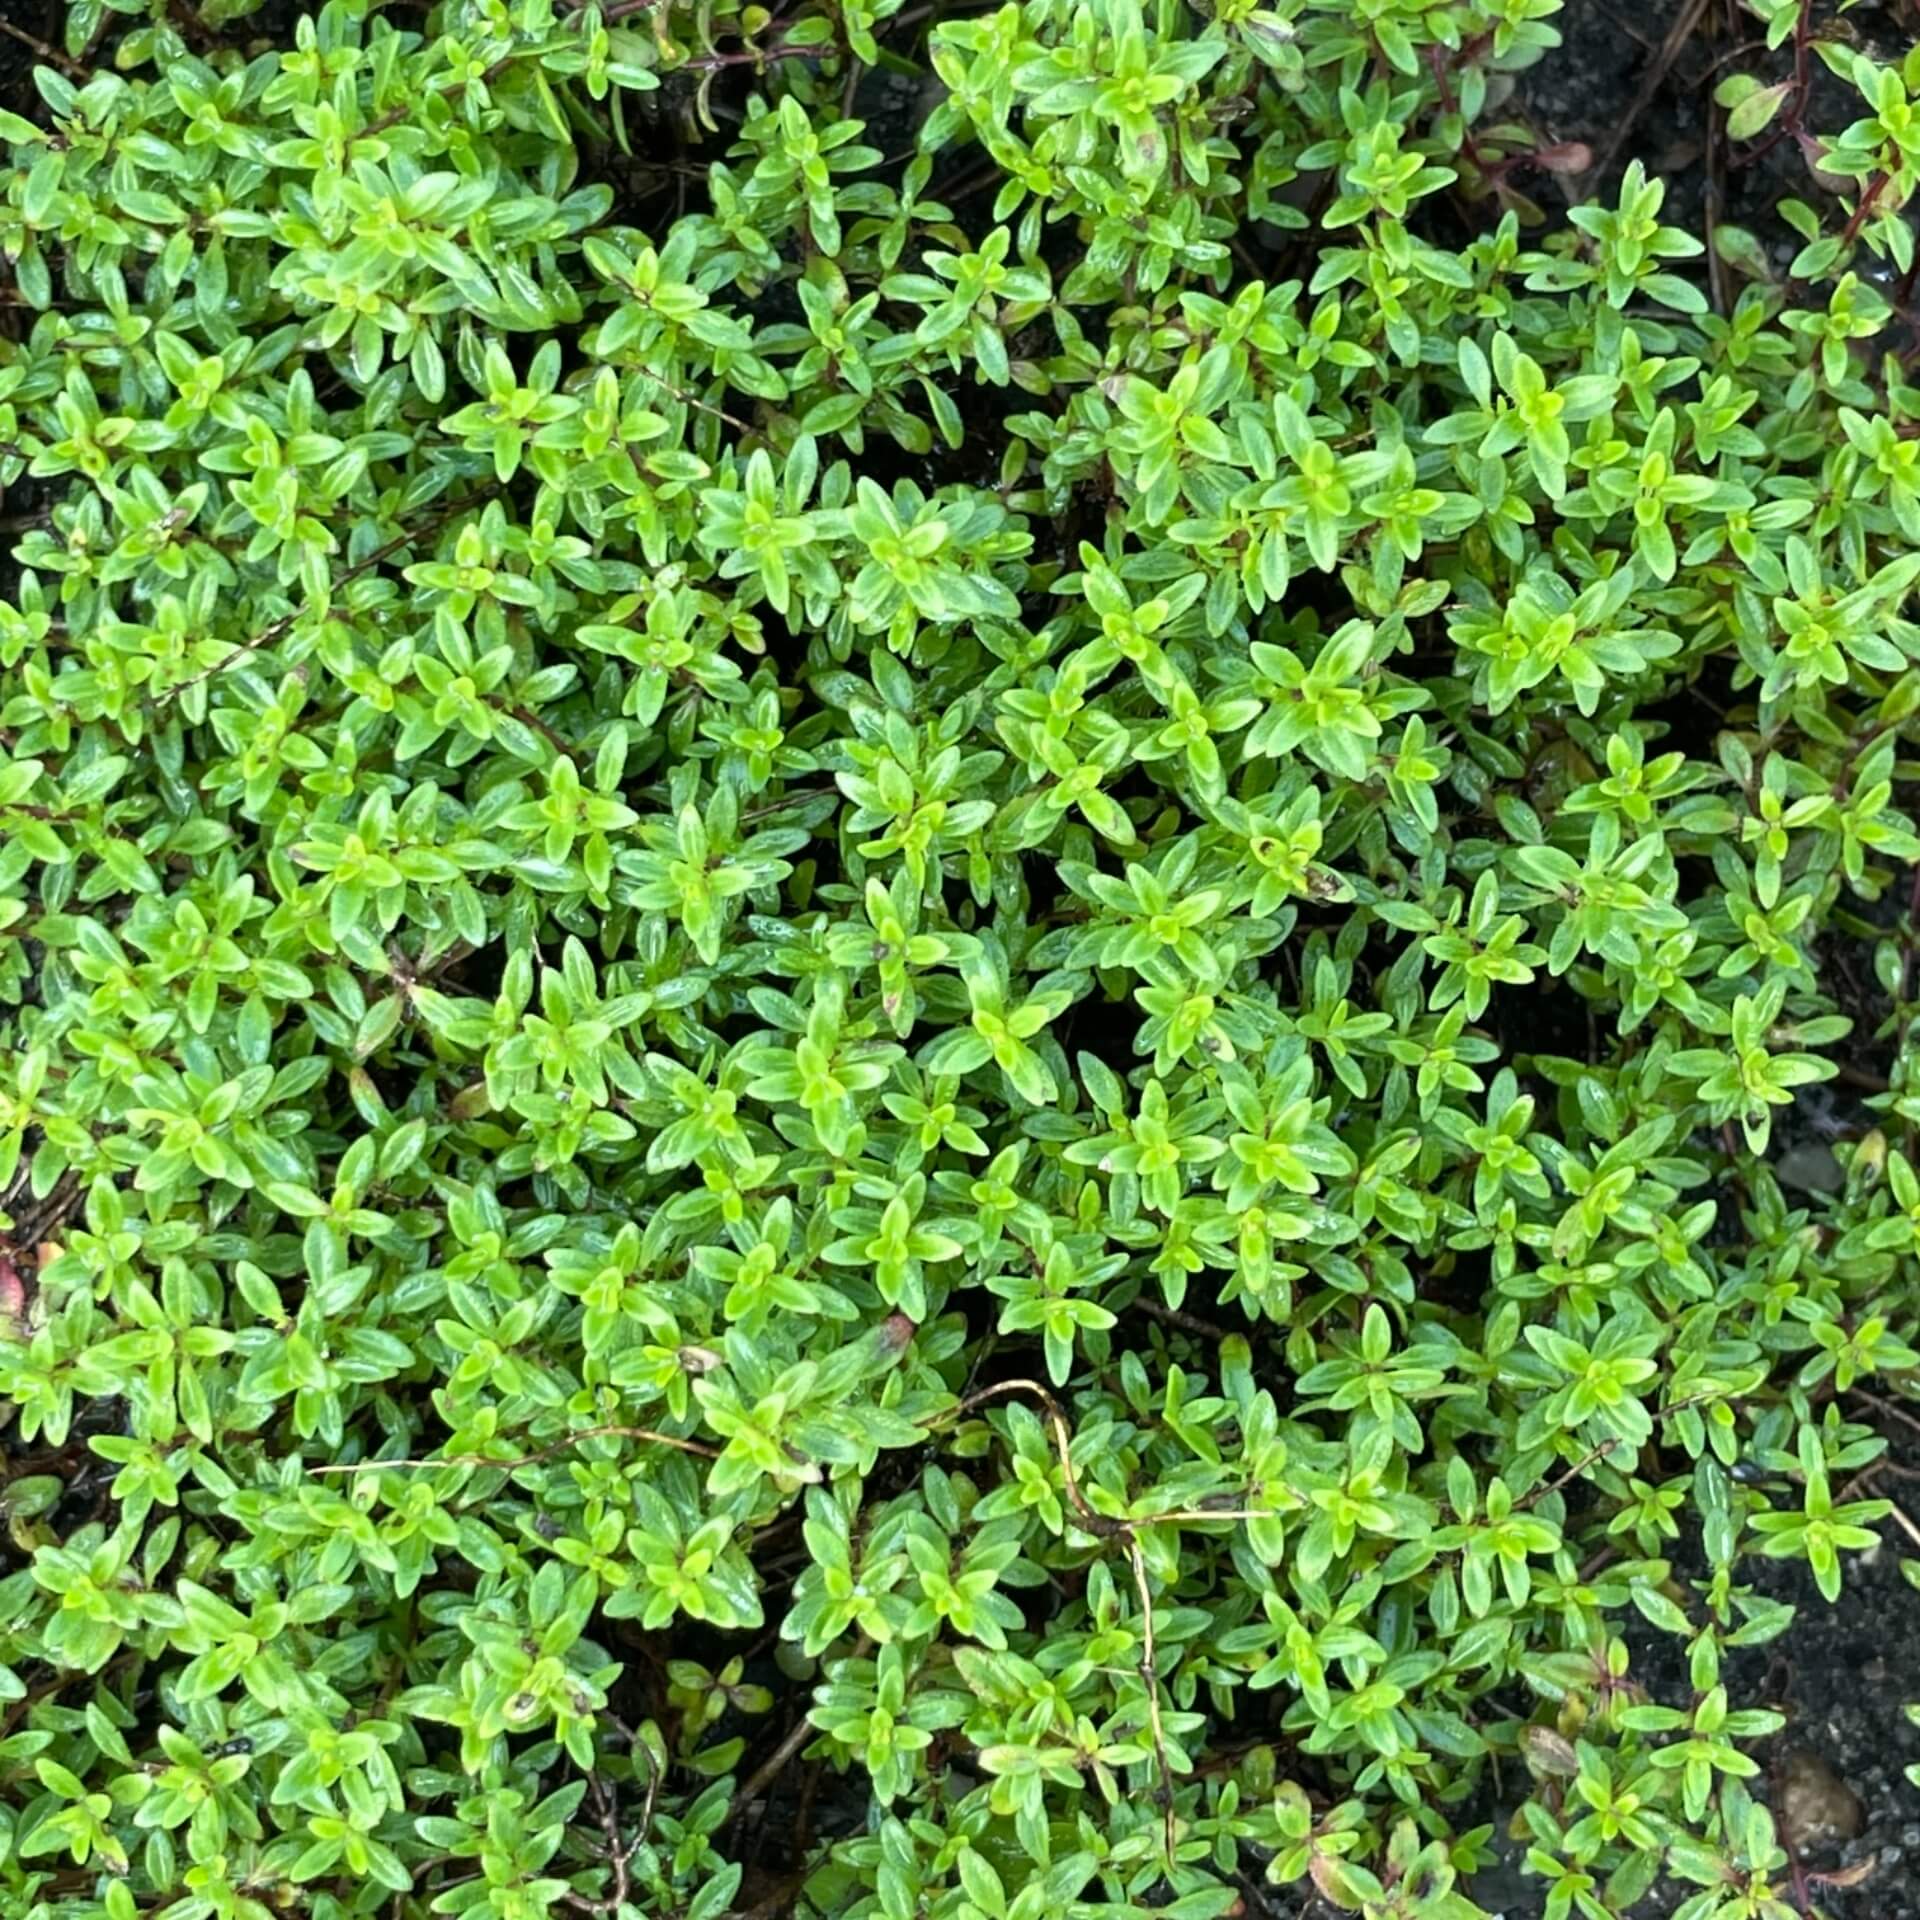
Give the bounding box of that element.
[4,0,1920,1917]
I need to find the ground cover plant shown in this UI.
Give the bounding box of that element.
[4,0,1920,1914]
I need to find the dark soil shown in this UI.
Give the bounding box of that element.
[1518,0,1918,293]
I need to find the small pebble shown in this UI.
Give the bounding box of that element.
[1778,1748,1866,1855]
[1775,1142,1843,1193]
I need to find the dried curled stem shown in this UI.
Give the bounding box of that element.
[931,1376,1282,1862]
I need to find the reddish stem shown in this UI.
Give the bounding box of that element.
[1839,169,1890,251]
[1743,0,1818,167]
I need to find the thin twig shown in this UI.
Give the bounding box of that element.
[1131,1295,1234,1343]
[627,369,758,436]
[156,484,499,709]
[308,1421,718,1473]
[734,1712,817,1811]
[635,1742,662,1845]
[1850,1389,1920,1441]
[1883,1499,1920,1552]
[719,1712,822,1835]
[1697,36,1769,85]
[1589,0,1712,183]
[1127,1532,1177,1864]
[677,45,826,72]
[933,1379,1208,1862]
[933,1378,1128,1536]
[1593,0,1656,51]
[559,1773,648,1916]
[0,16,90,77]
[1834,1062,1892,1093]
[3,1171,82,1249]
[1519,1439,1619,1510]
